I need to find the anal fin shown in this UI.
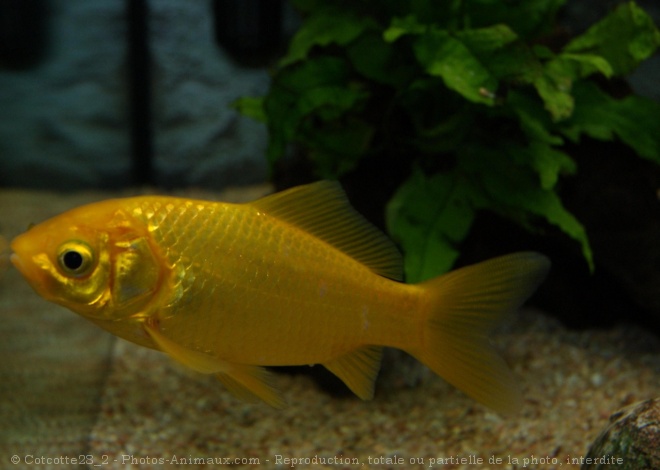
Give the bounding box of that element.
[144,323,284,408]
[323,346,382,400]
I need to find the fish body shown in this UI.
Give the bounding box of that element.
[10,182,550,413]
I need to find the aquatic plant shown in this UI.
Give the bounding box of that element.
[236,0,660,282]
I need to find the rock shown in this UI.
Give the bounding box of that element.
[0,0,268,190]
[583,397,660,470]
[0,0,131,189]
[565,142,660,331]
[148,0,269,188]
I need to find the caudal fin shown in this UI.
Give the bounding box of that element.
[410,252,550,415]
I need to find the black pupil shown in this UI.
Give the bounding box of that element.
[63,250,84,271]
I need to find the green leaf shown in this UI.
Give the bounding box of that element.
[531,47,617,122]
[461,146,593,270]
[458,0,567,38]
[232,96,266,122]
[280,9,376,67]
[561,81,660,164]
[388,22,519,103]
[558,53,613,78]
[346,32,416,87]
[507,142,576,190]
[533,54,582,121]
[564,2,660,76]
[506,92,577,188]
[299,85,367,121]
[384,15,425,43]
[242,0,659,276]
[456,24,519,54]
[386,168,482,282]
[302,118,374,178]
[411,105,474,154]
[529,52,612,123]
[495,180,593,270]
[484,41,542,82]
[413,29,498,105]
[263,57,364,164]
[532,144,577,190]
[509,89,564,145]
[533,73,574,121]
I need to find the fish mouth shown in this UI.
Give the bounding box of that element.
[10,252,30,277]
[10,235,30,276]
[10,235,50,290]
[10,246,60,304]
[10,251,38,283]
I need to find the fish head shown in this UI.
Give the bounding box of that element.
[10,200,165,321]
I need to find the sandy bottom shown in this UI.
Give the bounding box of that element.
[1,188,658,470]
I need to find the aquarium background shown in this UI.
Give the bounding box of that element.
[0,0,658,191]
[1,1,659,469]
[0,0,281,190]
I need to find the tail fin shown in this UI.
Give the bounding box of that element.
[410,252,550,415]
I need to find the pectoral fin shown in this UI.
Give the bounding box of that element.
[144,322,229,374]
[144,323,284,408]
[216,366,285,409]
[323,346,382,400]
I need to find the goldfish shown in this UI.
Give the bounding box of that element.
[10,181,549,414]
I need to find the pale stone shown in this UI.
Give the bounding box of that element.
[148,0,268,188]
[0,0,268,189]
[0,0,131,189]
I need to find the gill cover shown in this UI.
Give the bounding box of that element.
[109,236,161,316]
[50,230,162,319]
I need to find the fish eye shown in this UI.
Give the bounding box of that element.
[57,241,94,277]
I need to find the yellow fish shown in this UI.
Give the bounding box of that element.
[10,181,549,414]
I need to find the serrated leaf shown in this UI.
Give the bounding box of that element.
[462,146,593,270]
[302,118,374,178]
[485,41,541,82]
[456,24,518,54]
[559,53,613,78]
[460,0,567,38]
[509,90,564,145]
[564,2,660,76]
[510,183,592,270]
[508,142,576,190]
[413,29,498,105]
[280,9,376,67]
[386,168,482,282]
[347,33,416,87]
[384,15,425,43]
[561,81,660,164]
[411,105,473,154]
[264,57,360,164]
[533,72,574,121]
[300,85,368,121]
[532,50,613,121]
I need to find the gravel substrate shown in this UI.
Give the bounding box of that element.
[1,188,658,470]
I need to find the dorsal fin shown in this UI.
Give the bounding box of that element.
[250,181,403,281]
